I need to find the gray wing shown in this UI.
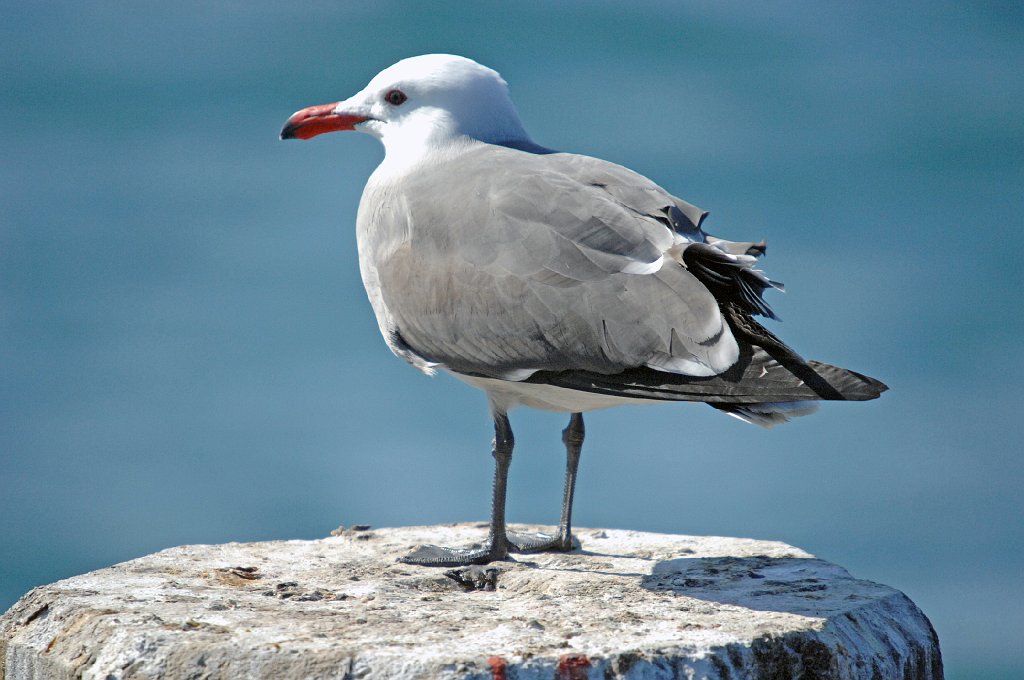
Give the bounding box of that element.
[360,144,768,380]
[548,153,770,260]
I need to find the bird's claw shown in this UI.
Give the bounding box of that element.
[399,541,510,567]
[400,529,580,566]
[507,530,579,553]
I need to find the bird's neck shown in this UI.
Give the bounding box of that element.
[372,137,474,186]
[378,107,532,176]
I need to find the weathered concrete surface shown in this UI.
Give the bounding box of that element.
[0,524,942,679]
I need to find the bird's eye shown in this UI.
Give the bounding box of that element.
[385,89,407,106]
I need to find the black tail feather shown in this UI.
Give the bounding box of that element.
[524,344,887,405]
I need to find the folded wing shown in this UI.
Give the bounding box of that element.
[364,144,752,380]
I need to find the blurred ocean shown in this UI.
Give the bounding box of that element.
[2,2,1021,677]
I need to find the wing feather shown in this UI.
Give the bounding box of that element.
[358,144,776,380]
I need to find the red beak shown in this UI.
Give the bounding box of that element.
[280,103,368,140]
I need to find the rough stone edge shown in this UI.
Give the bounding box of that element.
[445,591,943,680]
[0,537,945,680]
[2,591,941,680]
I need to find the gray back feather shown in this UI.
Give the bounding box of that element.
[357,143,739,379]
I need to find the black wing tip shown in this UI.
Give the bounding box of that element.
[853,371,889,399]
[526,353,888,406]
[804,360,888,401]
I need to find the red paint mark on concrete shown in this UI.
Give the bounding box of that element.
[487,655,508,680]
[558,653,591,680]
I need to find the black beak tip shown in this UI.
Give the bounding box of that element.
[279,123,299,140]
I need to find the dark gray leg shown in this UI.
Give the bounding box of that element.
[509,412,584,553]
[557,412,585,549]
[484,412,514,557]
[400,412,515,566]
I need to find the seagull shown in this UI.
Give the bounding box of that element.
[281,54,886,566]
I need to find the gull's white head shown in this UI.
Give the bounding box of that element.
[281,54,531,156]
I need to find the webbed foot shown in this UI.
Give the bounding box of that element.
[400,539,510,567]
[508,529,580,553]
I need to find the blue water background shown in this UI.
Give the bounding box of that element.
[2,2,1022,677]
